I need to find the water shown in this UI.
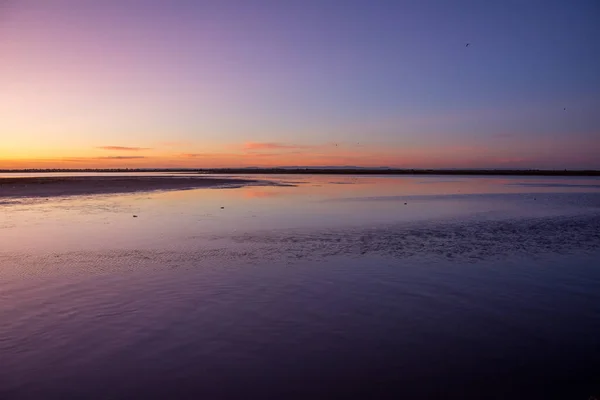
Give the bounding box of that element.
[1,175,600,399]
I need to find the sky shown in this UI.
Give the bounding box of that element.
[1,0,599,169]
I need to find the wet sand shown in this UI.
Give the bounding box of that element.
[0,176,259,198]
[2,175,600,399]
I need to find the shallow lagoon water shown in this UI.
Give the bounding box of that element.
[1,175,600,399]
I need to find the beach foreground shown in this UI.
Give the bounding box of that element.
[0,176,260,198]
[2,174,600,399]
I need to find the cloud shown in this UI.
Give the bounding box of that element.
[60,156,147,162]
[96,156,147,160]
[97,146,151,151]
[181,150,305,159]
[245,151,306,157]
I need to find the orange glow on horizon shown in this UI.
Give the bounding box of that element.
[1,137,598,170]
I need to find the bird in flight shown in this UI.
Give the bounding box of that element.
[466,43,470,47]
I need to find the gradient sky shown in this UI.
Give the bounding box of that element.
[1,0,599,169]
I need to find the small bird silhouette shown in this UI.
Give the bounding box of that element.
[466,43,470,47]
[563,107,566,111]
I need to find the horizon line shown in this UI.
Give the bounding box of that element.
[1,167,599,177]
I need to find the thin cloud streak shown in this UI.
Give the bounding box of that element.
[60,155,148,162]
[96,156,147,160]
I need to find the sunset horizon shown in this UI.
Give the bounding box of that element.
[2,136,599,170]
[3,2,600,398]
[2,1,599,170]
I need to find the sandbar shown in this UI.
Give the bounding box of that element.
[0,176,259,198]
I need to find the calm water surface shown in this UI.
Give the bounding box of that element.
[1,175,600,399]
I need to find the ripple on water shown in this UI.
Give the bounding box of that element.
[2,213,600,278]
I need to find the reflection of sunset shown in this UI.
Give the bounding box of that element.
[242,189,284,199]
[4,175,599,256]
[233,175,600,200]
[2,2,600,399]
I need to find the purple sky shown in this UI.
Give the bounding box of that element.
[1,0,599,168]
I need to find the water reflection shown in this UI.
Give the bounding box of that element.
[241,188,286,199]
[2,175,600,255]
[2,174,600,398]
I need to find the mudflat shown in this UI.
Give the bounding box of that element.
[0,176,257,198]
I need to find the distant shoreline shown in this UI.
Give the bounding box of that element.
[0,176,259,199]
[1,168,599,176]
